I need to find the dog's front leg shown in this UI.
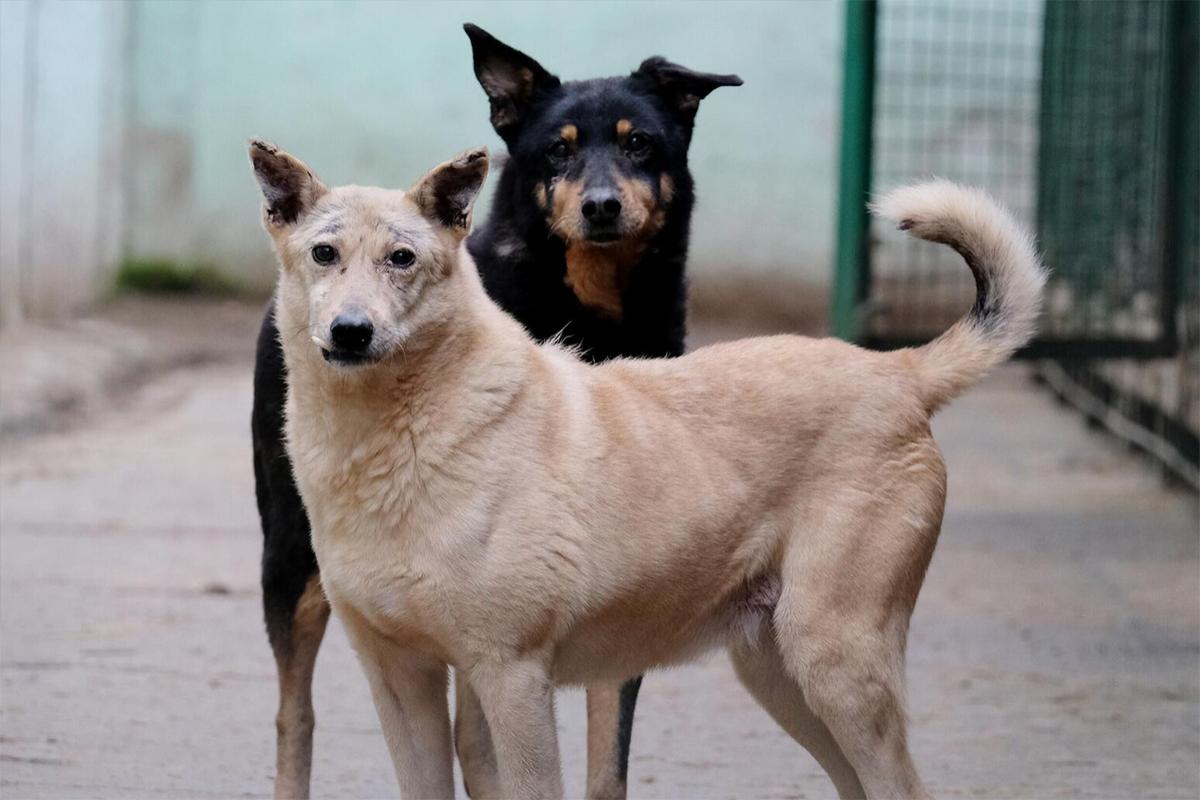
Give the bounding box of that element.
[469,657,562,800]
[342,617,454,798]
[454,670,501,798]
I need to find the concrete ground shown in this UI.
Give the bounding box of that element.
[1,298,1197,799]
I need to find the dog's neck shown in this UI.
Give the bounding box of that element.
[563,239,650,319]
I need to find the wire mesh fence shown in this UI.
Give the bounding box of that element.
[870,0,1043,340]
[1038,0,1179,348]
[1036,0,1198,486]
[833,0,1199,486]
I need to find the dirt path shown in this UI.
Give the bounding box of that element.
[1,316,1197,798]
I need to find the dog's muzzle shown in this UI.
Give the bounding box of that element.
[321,311,379,366]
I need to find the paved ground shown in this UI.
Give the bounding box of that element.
[1,299,1197,799]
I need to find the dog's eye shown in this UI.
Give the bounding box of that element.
[547,140,571,160]
[626,132,651,153]
[388,248,416,268]
[311,244,338,265]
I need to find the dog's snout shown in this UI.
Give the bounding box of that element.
[581,190,622,223]
[330,311,374,353]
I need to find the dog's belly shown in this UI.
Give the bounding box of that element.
[551,572,781,686]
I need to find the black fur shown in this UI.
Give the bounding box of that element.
[252,307,317,657]
[253,23,739,791]
[466,22,740,361]
[467,150,692,361]
[615,675,643,782]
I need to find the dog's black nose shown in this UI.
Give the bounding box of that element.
[330,311,374,353]
[581,191,622,223]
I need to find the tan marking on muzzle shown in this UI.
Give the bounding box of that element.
[613,171,668,241]
[534,182,548,210]
[548,176,587,241]
[561,171,673,319]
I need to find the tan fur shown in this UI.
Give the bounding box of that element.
[615,119,633,142]
[557,171,668,317]
[872,179,1046,411]
[614,170,666,236]
[548,175,587,242]
[560,124,578,144]
[454,671,501,798]
[273,574,330,800]
[563,240,645,319]
[659,173,675,205]
[584,684,627,800]
[252,145,1045,799]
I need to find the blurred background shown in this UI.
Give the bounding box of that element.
[1,1,1197,798]
[0,0,842,321]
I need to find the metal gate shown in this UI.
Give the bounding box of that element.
[831,0,1199,485]
[831,0,1196,359]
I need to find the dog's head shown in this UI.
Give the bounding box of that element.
[464,24,741,247]
[250,140,488,369]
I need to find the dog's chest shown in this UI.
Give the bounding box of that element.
[320,532,453,648]
[288,424,460,649]
[307,494,463,657]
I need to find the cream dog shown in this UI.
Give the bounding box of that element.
[250,140,1044,800]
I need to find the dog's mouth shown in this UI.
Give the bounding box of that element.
[583,229,622,245]
[321,348,379,367]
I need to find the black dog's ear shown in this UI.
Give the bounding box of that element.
[463,23,561,138]
[248,140,327,227]
[410,147,490,238]
[633,57,743,119]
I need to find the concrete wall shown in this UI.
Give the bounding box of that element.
[0,0,843,326]
[124,0,843,294]
[0,0,127,326]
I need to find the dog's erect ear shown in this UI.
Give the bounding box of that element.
[633,57,743,120]
[410,148,489,236]
[463,23,560,139]
[249,140,327,227]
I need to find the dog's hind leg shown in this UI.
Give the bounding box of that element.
[584,677,641,799]
[254,304,331,799]
[266,571,330,800]
[456,673,639,799]
[773,484,941,800]
[730,628,864,798]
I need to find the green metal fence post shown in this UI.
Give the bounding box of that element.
[1161,0,1198,349]
[831,0,877,342]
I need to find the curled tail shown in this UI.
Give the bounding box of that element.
[872,180,1047,413]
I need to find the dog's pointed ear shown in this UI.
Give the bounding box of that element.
[463,23,560,139]
[249,140,327,227]
[633,57,743,120]
[410,148,489,237]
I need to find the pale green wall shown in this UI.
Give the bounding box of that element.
[1,0,126,324]
[126,0,843,293]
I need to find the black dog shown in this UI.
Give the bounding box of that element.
[252,23,739,798]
